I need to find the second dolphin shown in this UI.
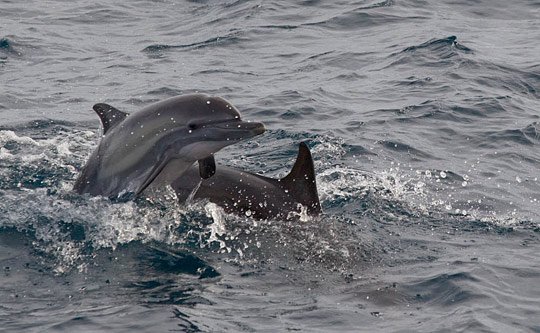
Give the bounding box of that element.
[172,142,322,220]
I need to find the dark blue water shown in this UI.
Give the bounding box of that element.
[1,0,539,331]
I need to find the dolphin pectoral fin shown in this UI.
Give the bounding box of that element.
[198,155,216,179]
[281,142,322,215]
[93,103,129,134]
[134,156,172,196]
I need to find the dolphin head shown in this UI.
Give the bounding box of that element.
[140,94,264,160]
[177,96,265,160]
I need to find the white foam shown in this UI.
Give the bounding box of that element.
[204,202,228,249]
[0,130,39,146]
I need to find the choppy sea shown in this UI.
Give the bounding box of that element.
[1,0,539,332]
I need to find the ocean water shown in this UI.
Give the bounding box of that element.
[1,0,539,332]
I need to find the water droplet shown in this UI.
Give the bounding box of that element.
[516,176,522,183]
[440,171,447,178]
[206,100,211,104]
[245,210,252,217]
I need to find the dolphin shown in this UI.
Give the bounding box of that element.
[171,142,322,220]
[73,94,265,200]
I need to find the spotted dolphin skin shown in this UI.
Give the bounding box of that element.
[172,142,322,220]
[73,94,265,200]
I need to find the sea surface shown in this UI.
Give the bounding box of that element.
[1,0,539,332]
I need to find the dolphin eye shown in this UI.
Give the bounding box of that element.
[188,122,198,130]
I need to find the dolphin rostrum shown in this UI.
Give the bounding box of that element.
[171,142,322,220]
[73,94,265,200]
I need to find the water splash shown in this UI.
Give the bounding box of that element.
[0,123,535,275]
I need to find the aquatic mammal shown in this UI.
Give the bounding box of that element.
[73,94,265,200]
[172,142,321,220]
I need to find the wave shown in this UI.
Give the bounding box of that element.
[385,36,473,69]
[142,34,243,54]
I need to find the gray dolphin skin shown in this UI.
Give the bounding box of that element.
[73,94,265,200]
[171,142,322,220]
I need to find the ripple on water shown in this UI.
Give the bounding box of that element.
[400,271,484,307]
[0,37,21,56]
[142,34,243,54]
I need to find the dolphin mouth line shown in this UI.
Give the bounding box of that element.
[194,118,263,128]
[209,120,265,135]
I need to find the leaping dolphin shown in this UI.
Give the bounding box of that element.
[171,142,322,220]
[73,94,265,200]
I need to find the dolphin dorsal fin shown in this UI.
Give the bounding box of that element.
[281,142,322,215]
[92,103,129,135]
